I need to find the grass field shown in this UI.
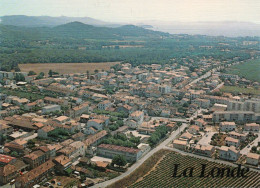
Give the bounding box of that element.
[19,62,120,75]
[220,85,260,95]
[226,59,260,82]
[111,150,260,188]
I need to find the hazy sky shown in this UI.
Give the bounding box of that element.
[1,0,260,23]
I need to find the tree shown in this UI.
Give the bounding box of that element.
[27,140,35,148]
[251,146,257,153]
[112,155,127,167]
[14,67,21,72]
[28,71,37,76]
[11,151,19,158]
[36,72,45,79]
[48,69,53,77]
[14,73,25,82]
[0,133,7,144]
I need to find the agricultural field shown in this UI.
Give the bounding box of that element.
[19,62,120,75]
[113,150,260,188]
[220,86,260,95]
[225,59,260,82]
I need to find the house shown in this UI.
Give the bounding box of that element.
[4,142,25,155]
[188,125,200,135]
[84,126,98,135]
[37,125,55,139]
[98,100,112,110]
[246,153,260,166]
[219,146,240,161]
[194,145,215,157]
[97,144,142,162]
[194,119,207,128]
[225,137,240,148]
[69,141,86,158]
[80,114,90,123]
[0,123,13,135]
[87,119,105,131]
[244,123,259,132]
[54,116,70,123]
[219,122,236,132]
[23,150,47,169]
[173,139,187,150]
[116,104,133,115]
[15,160,55,188]
[126,111,144,129]
[43,97,68,106]
[228,131,247,141]
[58,141,85,161]
[42,105,61,114]
[0,154,16,166]
[53,155,72,174]
[72,132,85,141]
[24,102,37,111]
[68,102,89,118]
[0,164,17,185]
[179,132,193,140]
[84,130,108,155]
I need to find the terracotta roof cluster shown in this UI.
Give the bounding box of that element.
[98,144,141,154]
[16,160,55,185]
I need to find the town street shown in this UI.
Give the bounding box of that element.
[92,123,188,188]
[240,133,260,155]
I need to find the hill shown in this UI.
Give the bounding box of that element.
[0,15,117,27]
[0,21,169,40]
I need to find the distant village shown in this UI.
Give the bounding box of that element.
[0,59,259,187]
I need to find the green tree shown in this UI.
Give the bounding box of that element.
[112,155,127,167]
[28,71,37,76]
[48,69,53,77]
[11,151,19,158]
[27,139,35,148]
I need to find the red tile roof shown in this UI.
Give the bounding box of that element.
[0,154,16,164]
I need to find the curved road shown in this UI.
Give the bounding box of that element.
[92,123,187,188]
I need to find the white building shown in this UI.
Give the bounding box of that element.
[219,122,236,132]
[219,146,240,161]
[246,153,260,166]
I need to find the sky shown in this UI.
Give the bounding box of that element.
[1,0,260,24]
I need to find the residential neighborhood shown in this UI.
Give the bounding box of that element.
[0,59,259,187]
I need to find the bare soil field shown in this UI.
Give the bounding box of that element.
[19,62,120,75]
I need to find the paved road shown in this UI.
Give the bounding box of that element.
[197,131,217,145]
[92,123,188,188]
[151,116,187,123]
[240,133,260,155]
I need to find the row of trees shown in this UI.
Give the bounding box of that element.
[148,126,168,147]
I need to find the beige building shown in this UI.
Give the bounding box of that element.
[246,153,260,166]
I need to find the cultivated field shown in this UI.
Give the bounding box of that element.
[110,150,260,188]
[220,85,260,95]
[226,59,260,82]
[19,62,120,75]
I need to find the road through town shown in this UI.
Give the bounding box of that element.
[92,123,188,188]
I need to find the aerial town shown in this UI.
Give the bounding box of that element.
[0,58,259,187]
